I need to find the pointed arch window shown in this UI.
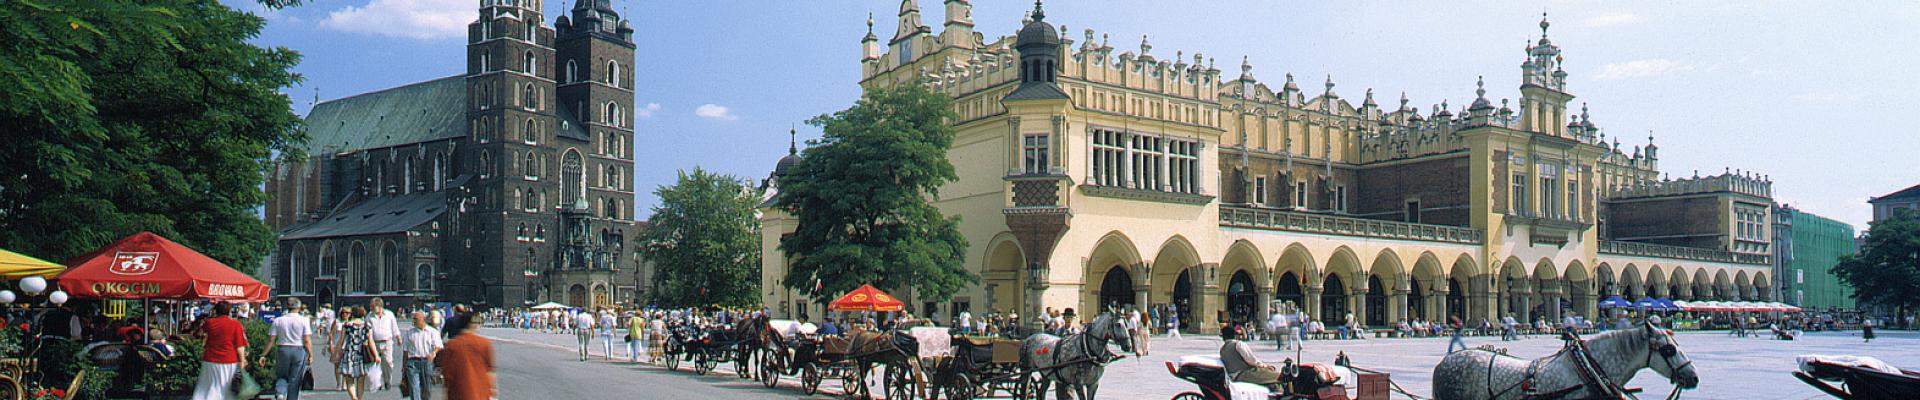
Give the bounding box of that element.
[517,223,529,241]
[523,151,538,180]
[478,150,492,179]
[522,83,538,110]
[523,50,537,76]
[606,60,620,87]
[523,117,538,144]
[565,59,577,83]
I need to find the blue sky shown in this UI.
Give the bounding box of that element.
[233,0,1917,228]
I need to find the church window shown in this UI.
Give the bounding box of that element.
[523,50,536,76]
[604,166,620,191]
[524,118,538,144]
[523,151,538,180]
[478,150,492,179]
[479,21,490,41]
[606,60,619,86]
[561,150,584,207]
[525,20,535,41]
[416,263,433,291]
[534,224,545,242]
[605,198,620,219]
[516,223,528,241]
[522,83,538,110]
[565,59,577,82]
[479,53,490,72]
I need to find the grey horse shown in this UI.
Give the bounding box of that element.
[1021,313,1136,400]
[1432,321,1700,400]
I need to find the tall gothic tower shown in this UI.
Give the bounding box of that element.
[553,0,637,304]
[463,0,560,305]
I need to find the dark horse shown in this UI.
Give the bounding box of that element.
[1021,313,1136,400]
[840,328,921,399]
[1433,321,1700,400]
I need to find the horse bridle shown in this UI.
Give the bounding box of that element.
[1643,326,1693,400]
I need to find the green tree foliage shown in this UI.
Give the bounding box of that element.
[1832,208,1920,313]
[641,168,763,308]
[0,0,304,271]
[777,83,974,303]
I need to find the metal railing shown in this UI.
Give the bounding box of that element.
[1598,240,1771,265]
[1218,206,1484,244]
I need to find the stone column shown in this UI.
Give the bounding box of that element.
[1197,263,1223,334]
[1580,292,1599,320]
[1256,286,1275,322]
[1389,288,1409,324]
[1429,283,1450,321]
[1305,284,1325,322]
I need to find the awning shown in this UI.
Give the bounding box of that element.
[829,284,904,312]
[0,248,64,279]
[57,232,270,302]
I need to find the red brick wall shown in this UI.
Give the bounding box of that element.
[1355,155,1471,226]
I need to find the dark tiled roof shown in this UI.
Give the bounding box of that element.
[279,190,448,240]
[301,76,468,154]
[1872,183,1920,203]
[1003,83,1071,102]
[555,101,590,142]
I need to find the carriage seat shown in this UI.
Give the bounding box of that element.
[1297,363,1344,385]
[959,335,997,347]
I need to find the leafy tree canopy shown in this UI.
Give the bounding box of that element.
[1832,208,1920,312]
[641,168,763,308]
[777,83,974,304]
[0,0,304,272]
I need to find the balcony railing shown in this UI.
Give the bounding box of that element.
[1219,206,1484,244]
[1598,240,1772,265]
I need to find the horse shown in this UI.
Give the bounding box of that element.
[839,328,920,399]
[1432,321,1700,400]
[1021,313,1137,400]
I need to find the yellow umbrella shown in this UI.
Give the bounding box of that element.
[0,248,64,279]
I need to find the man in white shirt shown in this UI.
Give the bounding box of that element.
[574,310,597,361]
[264,299,313,400]
[400,311,444,400]
[1501,313,1519,341]
[366,298,403,391]
[597,310,618,361]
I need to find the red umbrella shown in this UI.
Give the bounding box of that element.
[828,284,904,312]
[57,232,270,302]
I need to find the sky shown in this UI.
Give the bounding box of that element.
[230,0,1919,229]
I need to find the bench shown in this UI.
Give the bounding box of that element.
[1368,329,1396,338]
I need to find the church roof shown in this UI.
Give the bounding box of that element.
[555,101,591,142]
[278,183,455,240]
[301,75,468,155]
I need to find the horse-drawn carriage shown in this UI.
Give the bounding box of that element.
[1793,355,1920,400]
[925,332,1034,400]
[753,323,921,399]
[662,316,763,378]
[1166,354,1390,400]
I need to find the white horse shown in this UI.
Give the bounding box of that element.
[1432,321,1699,400]
[1021,313,1136,400]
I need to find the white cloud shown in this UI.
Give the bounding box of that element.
[319,0,471,40]
[637,103,661,119]
[694,104,739,121]
[1581,13,1644,28]
[1593,59,1694,80]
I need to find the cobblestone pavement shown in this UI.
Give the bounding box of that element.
[291,327,1917,399]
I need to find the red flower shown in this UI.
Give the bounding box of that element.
[51,389,64,397]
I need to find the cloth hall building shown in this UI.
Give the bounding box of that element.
[264,0,643,309]
[760,1,1779,333]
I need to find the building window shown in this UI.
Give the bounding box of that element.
[524,118,538,144]
[1253,176,1268,206]
[478,150,492,179]
[1294,182,1309,209]
[479,21,490,40]
[1405,200,1422,223]
[1022,134,1049,174]
[517,223,528,241]
[1511,173,1529,216]
[1168,139,1200,194]
[1568,181,1580,220]
[606,60,619,87]
[523,50,536,76]
[523,152,538,179]
[1091,129,1124,185]
[534,224,545,242]
[565,59,576,82]
[1540,177,1558,219]
[604,167,620,190]
[416,263,433,291]
[522,84,538,110]
[1334,185,1347,213]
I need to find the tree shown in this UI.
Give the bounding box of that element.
[777,83,974,304]
[1832,208,1920,317]
[641,168,763,308]
[0,0,304,272]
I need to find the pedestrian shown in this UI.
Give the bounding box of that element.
[366,299,402,391]
[1863,318,1876,343]
[335,307,378,400]
[625,311,646,363]
[192,302,249,400]
[648,313,668,362]
[401,311,444,400]
[574,309,596,361]
[1130,308,1150,355]
[1446,316,1467,354]
[1167,311,1182,339]
[1501,313,1519,341]
[264,298,314,400]
[437,313,495,400]
[598,309,618,360]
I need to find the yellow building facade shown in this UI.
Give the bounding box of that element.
[761,1,1776,332]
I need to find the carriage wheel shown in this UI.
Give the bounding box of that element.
[801,364,824,395]
[0,375,20,400]
[942,373,975,400]
[759,350,781,388]
[1018,371,1048,400]
[664,350,681,371]
[843,365,868,399]
[885,364,915,400]
[697,353,719,376]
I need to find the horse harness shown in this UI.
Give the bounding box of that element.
[1484,329,1649,400]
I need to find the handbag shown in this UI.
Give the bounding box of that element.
[301,367,315,390]
[232,370,264,399]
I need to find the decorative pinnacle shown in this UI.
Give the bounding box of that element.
[1240,55,1252,75]
[1540,12,1550,36]
[1399,92,1409,110]
[1475,76,1486,98]
[1581,102,1590,118]
[1325,75,1335,92]
[1030,0,1045,21]
[788,126,798,155]
[1140,34,1151,54]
